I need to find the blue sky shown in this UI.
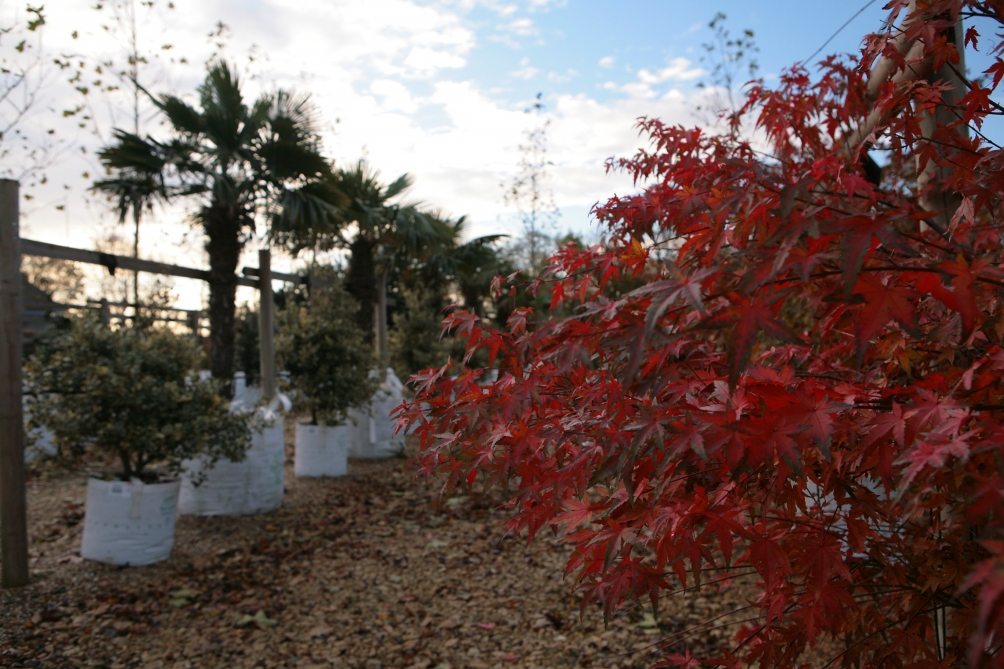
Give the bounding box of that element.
[458,0,888,106]
[2,0,951,307]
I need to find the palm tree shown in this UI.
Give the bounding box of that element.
[93,130,172,317]
[332,161,454,344]
[95,61,333,389]
[418,214,507,317]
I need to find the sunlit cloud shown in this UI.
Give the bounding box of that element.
[6,0,708,307]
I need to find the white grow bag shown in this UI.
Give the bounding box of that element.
[349,368,405,459]
[294,423,349,477]
[347,406,371,458]
[22,397,57,463]
[178,418,285,516]
[80,478,180,566]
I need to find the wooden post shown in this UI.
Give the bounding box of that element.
[917,16,968,233]
[99,298,111,326]
[187,311,200,337]
[0,179,29,588]
[376,270,388,371]
[258,249,276,401]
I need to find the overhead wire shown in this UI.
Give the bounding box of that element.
[804,0,880,65]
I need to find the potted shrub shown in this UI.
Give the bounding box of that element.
[24,315,249,566]
[277,279,375,477]
[176,380,289,517]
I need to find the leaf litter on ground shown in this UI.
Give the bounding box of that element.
[1,419,762,669]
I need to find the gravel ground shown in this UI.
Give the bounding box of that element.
[1,419,752,669]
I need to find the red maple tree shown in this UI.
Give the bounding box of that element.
[399,2,1004,666]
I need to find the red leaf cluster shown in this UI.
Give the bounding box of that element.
[399,2,1004,666]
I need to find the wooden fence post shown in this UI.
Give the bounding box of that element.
[186,311,200,337]
[0,178,29,588]
[258,249,276,401]
[99,298,110,326]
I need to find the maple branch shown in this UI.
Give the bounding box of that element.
[887,129,987,158]
[618,608,762,658]
[794,371,855,382]
[898,230,955,255]
[818,587,949,668]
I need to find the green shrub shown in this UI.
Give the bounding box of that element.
[24,315,250,482]
[389,287,451,380]
[233,304,260,382]
[277,280,375,425]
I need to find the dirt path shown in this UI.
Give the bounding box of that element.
[1,421,739,669]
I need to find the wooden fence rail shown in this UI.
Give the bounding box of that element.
[20,238,262,289]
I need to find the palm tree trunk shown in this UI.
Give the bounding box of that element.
[376,270,388,367]
[345,237,377,341]
[203,203,244,396]
[462,287,484,318]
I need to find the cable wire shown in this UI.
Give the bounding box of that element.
[805,0,880,65]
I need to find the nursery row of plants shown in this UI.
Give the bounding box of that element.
[16,32,571,584]
[22,273,407,568]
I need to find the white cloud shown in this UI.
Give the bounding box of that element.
[402,47,467,77]
[637,58,704,83]
[597,57,705,100]
[500,18,537,36]
[599,56,615,69]
[370,79,419,113]
[547,68,578,83]
[9,0,708,307]
[510,57,539,80]
[528,0,567,10]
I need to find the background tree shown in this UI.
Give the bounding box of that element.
[388,214,507,378]
[20,256,84,304]
[325,160,453,347]
[276,275,374,426]
[0,3,72,205]
[25,314,248,482]
[694,12,760,122]
[96,61,332,390]
[502,92,559,273]
[402,2,1004,666]
[82,0,178,313]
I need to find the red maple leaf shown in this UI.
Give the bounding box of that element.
[823,216,911,297]
[895,431,975,491]
[698,294,803,388]
[939,255,988,335]
[852,274,919,365]
[780,395,844,457]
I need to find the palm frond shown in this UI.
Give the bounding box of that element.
[383,172,413,201]
[153,95,205,135]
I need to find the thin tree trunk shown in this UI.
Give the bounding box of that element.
[132,205,140,323]
[203,203,244,396]
[345,237,377,340]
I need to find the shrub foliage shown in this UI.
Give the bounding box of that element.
[277,280,375,426]
[25,316,249,482]
[401,3,1004,666]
